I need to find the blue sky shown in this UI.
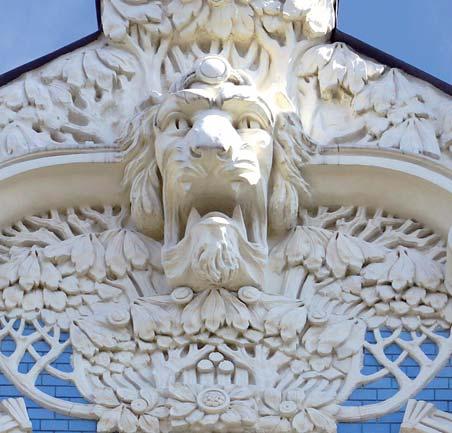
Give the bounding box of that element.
[0,0,450,86]
[338,0,452,85]
[0,0,98,74]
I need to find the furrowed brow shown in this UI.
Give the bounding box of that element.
[155,91,213,126]
[221,96,274,127]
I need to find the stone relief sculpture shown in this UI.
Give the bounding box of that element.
[0,1,451,433]
[0,57,451,433]
[0,398,32,433]
[401,400,452,433]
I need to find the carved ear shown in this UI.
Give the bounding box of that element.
[121,105,164,240]
[269,112,316,234]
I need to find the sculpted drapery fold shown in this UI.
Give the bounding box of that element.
[0,1,451,433]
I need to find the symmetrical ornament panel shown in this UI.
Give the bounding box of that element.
[0,1,451,433]
[0,198,450,432]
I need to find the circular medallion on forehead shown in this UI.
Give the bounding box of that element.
[197,56,230,84]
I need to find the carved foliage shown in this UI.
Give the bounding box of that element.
[297,42,449,160]
[0,204,449,433]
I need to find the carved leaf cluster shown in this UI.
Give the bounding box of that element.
[297,43,447,160]
[0,45,138,158]
[0,190,448,433]
[298,42,384,98]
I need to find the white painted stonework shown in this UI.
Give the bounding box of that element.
[401,400,452,433]
[0,1,451,432]
[0,398,32,433]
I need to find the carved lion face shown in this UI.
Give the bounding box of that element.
[154,63,273,251]
[122,56,312,290]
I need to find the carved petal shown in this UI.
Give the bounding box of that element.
[170,401,197,418]
[305,407,336,433]
[118,406,138,433]
[292,411,313,433]
[138,414,159,433]
[70,323,96,357]
[201,289,226,332]
[97,405,122,432]
[263,389,282,411]
[168,384,196,403]
[18,252,40,291]
[131,304,156,341]
[317,320,353,355]
[40,261,62,290]
[123,231,148,270]
[106,230,128,278]
[3,285,23,309]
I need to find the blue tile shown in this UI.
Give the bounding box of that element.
[338,423,362,433]
[40,420,69,430]
[68,420,98,431]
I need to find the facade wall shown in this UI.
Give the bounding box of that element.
[1,331,451,433]
[0,2,451,433]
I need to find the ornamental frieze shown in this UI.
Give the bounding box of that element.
[0,2,451,433]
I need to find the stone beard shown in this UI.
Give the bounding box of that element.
[123,56,308,291]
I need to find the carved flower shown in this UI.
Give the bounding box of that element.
[101,229,152,278]
[257,388,338,433]
[182,288,254,334]
[95,388,168,433]
[133,287,307,351]
[43,228,155,280]
[363,286,450,331]
[168,384,257,431]
[287,389,338,433]
[251,0,284,34]
[257,389,297,433]
[132,288,238,342]
[439,104,452,153]
[379,116,440,158]
[71,300,133,358]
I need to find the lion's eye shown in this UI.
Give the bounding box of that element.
[166,116,191,132]
[237,116,262,130]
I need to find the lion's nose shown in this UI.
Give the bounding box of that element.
[188,115,240,158]
[191,134,231,157]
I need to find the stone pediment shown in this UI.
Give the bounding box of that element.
[0,2,451,433]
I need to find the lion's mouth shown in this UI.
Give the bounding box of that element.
[164,174,267,249]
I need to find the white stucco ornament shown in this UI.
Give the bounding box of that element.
[401,400,452,433]
[0,398,32,433]
[0,1,451,433]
